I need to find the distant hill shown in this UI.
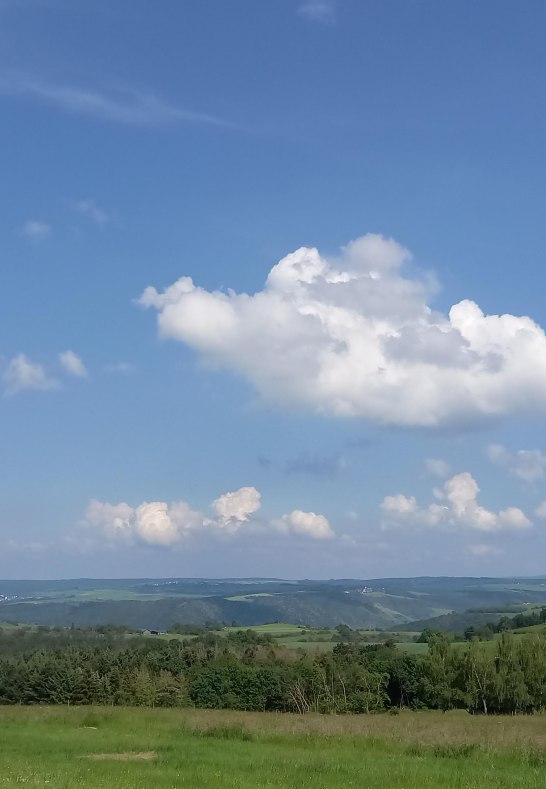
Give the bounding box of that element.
[2,576,546,630]
[395,610,508,634]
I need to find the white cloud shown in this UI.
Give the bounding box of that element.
[85,499,204,547]
[487,443,546,483]
[278,510,335,540]
[381,471,531,533]
[212,486,262,533]
[0,72,232,128]
[22,220,51,240]
[424,458,451,479]
[73,199,109,227]
[59,350,87,378]
[84,487,331,547]
[3,354,58,394]
[139,233,546,427]
[298,0,336,24]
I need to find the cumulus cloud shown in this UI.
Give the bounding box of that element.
[22,220,51,240]
[381,472,531,532]
[278,510,335,540]
[59,350,87,378]
[139,234,546,427]
[3,354,58,394]
[84,487,331,547]
[85,499,202,547]
[487,444,546,483]
[212,486,262,532]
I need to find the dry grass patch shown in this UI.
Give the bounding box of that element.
[82,751,157,761]
[177,707,546,752]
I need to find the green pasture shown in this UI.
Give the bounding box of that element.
[1,707,546,788]
[223,622,306,634]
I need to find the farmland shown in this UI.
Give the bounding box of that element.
[1,706,546,788]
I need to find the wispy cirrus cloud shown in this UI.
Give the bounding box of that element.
[298,0,336,24]
[72,199,110,228]
[0,71,234,128]
[22,220,51,240]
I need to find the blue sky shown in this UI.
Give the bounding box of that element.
[3,0,546,579]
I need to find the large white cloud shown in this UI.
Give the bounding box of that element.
[85,499,202,546]
[84,486,331,546]
[381,472,531,532]
[139,234,546,427]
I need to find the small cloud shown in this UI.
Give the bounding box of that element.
[487,443,546,483]
[3,354,58,394]
[212,486,262,532]
[59,350,87,378]
[22,220,51,240]
[298,0,336,24]
[4,539,46,554]
[257,455,273,469]
[73,199,109,227]
[424,458,450,479]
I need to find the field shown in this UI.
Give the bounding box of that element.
[219,623,423,653]
[2,707,546,788]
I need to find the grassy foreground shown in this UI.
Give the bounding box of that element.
[2,707,546,788]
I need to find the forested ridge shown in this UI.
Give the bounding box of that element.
[2,625,546,715]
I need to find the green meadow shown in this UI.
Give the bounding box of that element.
[2,707,546,788]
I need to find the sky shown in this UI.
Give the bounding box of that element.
[3,0,546,579]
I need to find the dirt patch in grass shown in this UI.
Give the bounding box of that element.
[82,751,157,761]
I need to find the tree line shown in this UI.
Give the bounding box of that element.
[1,626,546,714]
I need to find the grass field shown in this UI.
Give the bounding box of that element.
[220,623,425,654]
[2,707,546,788]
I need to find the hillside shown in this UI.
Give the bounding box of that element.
[2,576,546,630]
